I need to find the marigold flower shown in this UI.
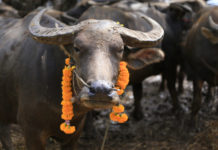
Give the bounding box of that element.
[61,101,72,106]
[62,86,71,92]
[62,107,74,114]
[62,113,74,118]
[117,89,124,95]
[62,95,72,101]
[62,104,73,109]
[61,114,73,120]
[116,80,127,90]
[110,112,119,122]
[60,122,76,134]
[62,108,73,114]
[63,67,72,75]
[64,126,76,134]
[117,113,128,123]
[65,58,70,66]
[115,61,129,95]
[63,72,72,78]
[112,104,124,113]
[62,76,72,82]
[115,87,124,95]
[110,111,128,123]
[61,81,71,86]
[120,61,127,66]
[62,90,72,98]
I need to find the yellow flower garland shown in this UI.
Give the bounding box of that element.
[60,58,130,134]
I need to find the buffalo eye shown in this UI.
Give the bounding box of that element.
[118,48,124,53]
[74,47,80,53]
[115,45,124,53]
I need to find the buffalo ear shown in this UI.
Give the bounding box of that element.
[126,48,164,70]
[168,3,192,20]
[201,27,218,44]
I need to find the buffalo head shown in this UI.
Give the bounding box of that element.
[29,9,164,109]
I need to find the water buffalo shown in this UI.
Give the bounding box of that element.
[105,2,195,118]
[61,0,122,24]
[2,0,48,16]
[110,0,207,119]
[0,8,164,150]
[2,0,77,16]
[182,6,218,124]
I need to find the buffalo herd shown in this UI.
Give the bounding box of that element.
[0,0,217,149]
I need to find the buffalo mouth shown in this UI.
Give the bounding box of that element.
[81,99,118,109]
[79,87,120,109]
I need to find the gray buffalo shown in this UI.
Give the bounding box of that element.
[0,8,163,149]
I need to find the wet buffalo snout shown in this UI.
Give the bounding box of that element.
[80,80,119,108]
[89,80,113,97]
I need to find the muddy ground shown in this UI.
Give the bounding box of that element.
[1,75,218,150]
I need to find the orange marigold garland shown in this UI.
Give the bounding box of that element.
[110,61,130,123]
[115,61,129,95]
[110,104,128,123]
[60,58,76,134]
[60,59,130,134]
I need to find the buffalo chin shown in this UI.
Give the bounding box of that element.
[81,100,117,109]
[79,87,120,109]
[80,94,120,109]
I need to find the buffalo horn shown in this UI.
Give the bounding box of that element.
[29,8,98,45]
[209,16,218,31]
[118,13,164,48]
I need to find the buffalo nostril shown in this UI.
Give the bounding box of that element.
[89,87,96,94]
[89,80,112,95]
[87,81,92,86]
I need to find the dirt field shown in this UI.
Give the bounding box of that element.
[1,75,218,150]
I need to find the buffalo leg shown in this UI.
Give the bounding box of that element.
[0,124,14,150]
[191,79,203,123]
[205,84,212,103]
[23,127,47,150]
[166,65,180,114]
[159,74,166,91]
[178,68,185,94]
[132,83,144,120]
